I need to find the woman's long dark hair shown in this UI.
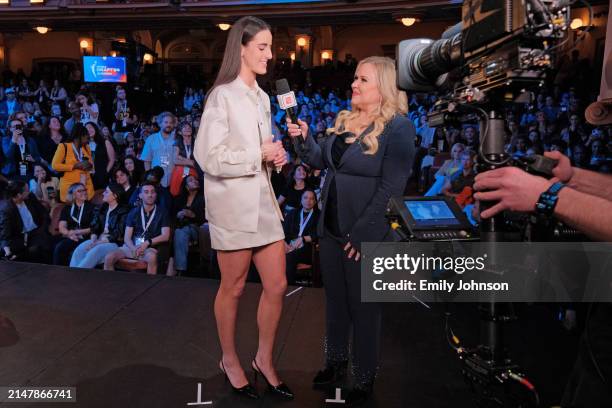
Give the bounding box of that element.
[123,154,144,185]
[180,174,200,199]
[112,165,130,185]
[207,16,271,99]
[85,121,106,147]
[76,92,94,106]
[32,163,53,184]
[175,121,194,143]
[287,164,308,190]
[38,116,68,144]
[68,123,89,145]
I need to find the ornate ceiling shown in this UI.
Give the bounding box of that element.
[0,0,462,31]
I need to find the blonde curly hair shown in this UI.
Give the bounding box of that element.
[327,56,408,155]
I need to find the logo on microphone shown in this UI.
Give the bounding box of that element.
[277,92,297,110]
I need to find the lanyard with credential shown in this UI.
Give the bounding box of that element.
[17,142,26,160]
[140,205,157,238]
[184,144,192,159]
[72,144,83,161]
[298,209,313,237]
[103,206,112,234]
[71,203,84,228]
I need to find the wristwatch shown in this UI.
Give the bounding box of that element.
[535,181,566,216]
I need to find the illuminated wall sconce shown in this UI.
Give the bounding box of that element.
[34,26,50,34]
[297,37,308,61]
[30,0,44,4]
[217,23,231,31]
[570,17,594,32]
[80,39,90,55]
[290,51,296,61]
[143,53,154,64]
[401,17,418,26]
[321,50,333,61]
[0,0,10,5]
[570,18,584,30]
[110,51,117,57]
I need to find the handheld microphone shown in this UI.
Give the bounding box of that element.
[275,78,298,124]
[274,78,299,174]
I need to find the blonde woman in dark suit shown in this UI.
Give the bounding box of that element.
[194,16,293,401]
[288,56,416,406]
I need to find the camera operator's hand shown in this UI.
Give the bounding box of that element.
[473,167,552,219]
[544,151,574,184]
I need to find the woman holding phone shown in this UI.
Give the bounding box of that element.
[52,123,94,202]
[194,16,292,401]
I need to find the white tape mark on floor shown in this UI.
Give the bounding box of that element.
[285,287,304,297]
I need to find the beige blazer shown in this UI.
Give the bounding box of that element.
[194,77,279,233]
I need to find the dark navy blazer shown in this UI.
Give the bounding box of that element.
[294,114,416,250]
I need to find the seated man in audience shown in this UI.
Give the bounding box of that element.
[441,150,477,209]
[441,150,478,225]
[283,189,319,285]
[104,182,171,275]
[0,180,52,263]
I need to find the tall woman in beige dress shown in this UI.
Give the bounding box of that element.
[193,16,293,400]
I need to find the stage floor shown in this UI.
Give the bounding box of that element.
[0,262,579,407]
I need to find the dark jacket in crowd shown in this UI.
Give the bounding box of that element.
[283,207,319,243]
[89,203,130,244]
[0,100,22,126]
[0,193,49,251]
[59,201,96,231]
[174,192,205,228]
[294,114,416,250]
[1,136,41,180]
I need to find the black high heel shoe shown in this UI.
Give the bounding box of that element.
[219,360,259,400]
[312,360,348,387]
[344,383,373,407]
[251,359,294,400]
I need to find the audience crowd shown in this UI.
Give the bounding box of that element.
[0,56,609,284]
